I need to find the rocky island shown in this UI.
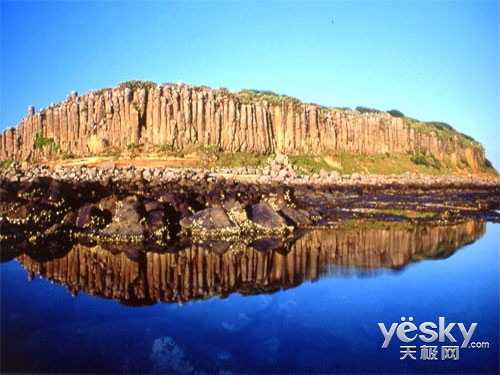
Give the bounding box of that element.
[1,80,499,271]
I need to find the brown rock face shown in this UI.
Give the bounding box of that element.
[0,82,486,170]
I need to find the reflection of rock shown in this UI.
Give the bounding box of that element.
[249,237,284,253]
[15,220,486,305]
[150,336,193,374]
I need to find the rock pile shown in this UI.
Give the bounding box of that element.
[1,162,498,187]
[0,175,310,257]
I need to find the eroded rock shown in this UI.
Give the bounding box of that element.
[248,202,288,230]
[180,206,235,232]
[102,196,145,237]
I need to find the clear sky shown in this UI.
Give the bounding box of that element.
[1,0,499,166]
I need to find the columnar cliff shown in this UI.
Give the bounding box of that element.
[17,221,485,304]
[0,81,486,170]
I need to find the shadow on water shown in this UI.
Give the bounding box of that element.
[9,220,486,305]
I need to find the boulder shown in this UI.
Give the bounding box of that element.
[319,168,329,178]
[179,207,235,231]
[275,153,287,165]
[76,204,111,230]
[146,210,166,233]
[279,206,312,227]
[248,202,287,230]
[102,196,145,237]
[223,199,248,226]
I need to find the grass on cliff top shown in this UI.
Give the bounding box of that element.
[407,120,478,149]
[106,80,481,152]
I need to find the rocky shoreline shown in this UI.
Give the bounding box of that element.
[1,153,499,187]
[2,155,494,300]
[1,152,500,263]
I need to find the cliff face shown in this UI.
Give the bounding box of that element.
[0,81,486,170]
[17,221,485,304]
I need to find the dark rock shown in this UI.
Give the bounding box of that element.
[223,199,248,225]
[76,204,111,230]
[62,211,78,226]
[41,179,64,205]
[146,210,166,233]
[247,202,287,229]
[249,237,284,253]
[10,203,35,220]
[97,195,117,215]
[180,207,234,231]
[280,206,312,227]
[102,196,145,237]
[144,200,165,213]
[197,239,232,255]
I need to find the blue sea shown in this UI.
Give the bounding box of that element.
[1,222,498,374]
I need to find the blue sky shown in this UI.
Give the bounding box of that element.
[1,1,499,166]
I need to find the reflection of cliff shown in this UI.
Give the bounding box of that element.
[17,221,485,305]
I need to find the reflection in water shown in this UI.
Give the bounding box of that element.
[17,220,485,305]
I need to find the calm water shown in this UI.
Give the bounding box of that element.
[1,222,498,373]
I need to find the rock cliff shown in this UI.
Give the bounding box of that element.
[0,80,487,171]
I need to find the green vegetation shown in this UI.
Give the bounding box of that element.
[408,120,478,149]
[236,89,289,106]
[179,143,269,168]
[356,106,382,114]
[336,219,417,232]
[286,151,468,176]
[61,152,74,160]
[387,109,405,118]
[410,152,442,170]
[119,80,155,91]
[131,101,141,113]
[481,159,498,175]
[126,142,138,150]
[103,147,122,160]
[365,209,436,219]
[288,155,334,174]
[34,133,54,149]
[0,159,13,169]
[125,143,138,158]
[194,143,222,153]
[214,152,270,169]
[159,143,175,152]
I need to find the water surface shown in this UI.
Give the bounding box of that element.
[1,221,498,373]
